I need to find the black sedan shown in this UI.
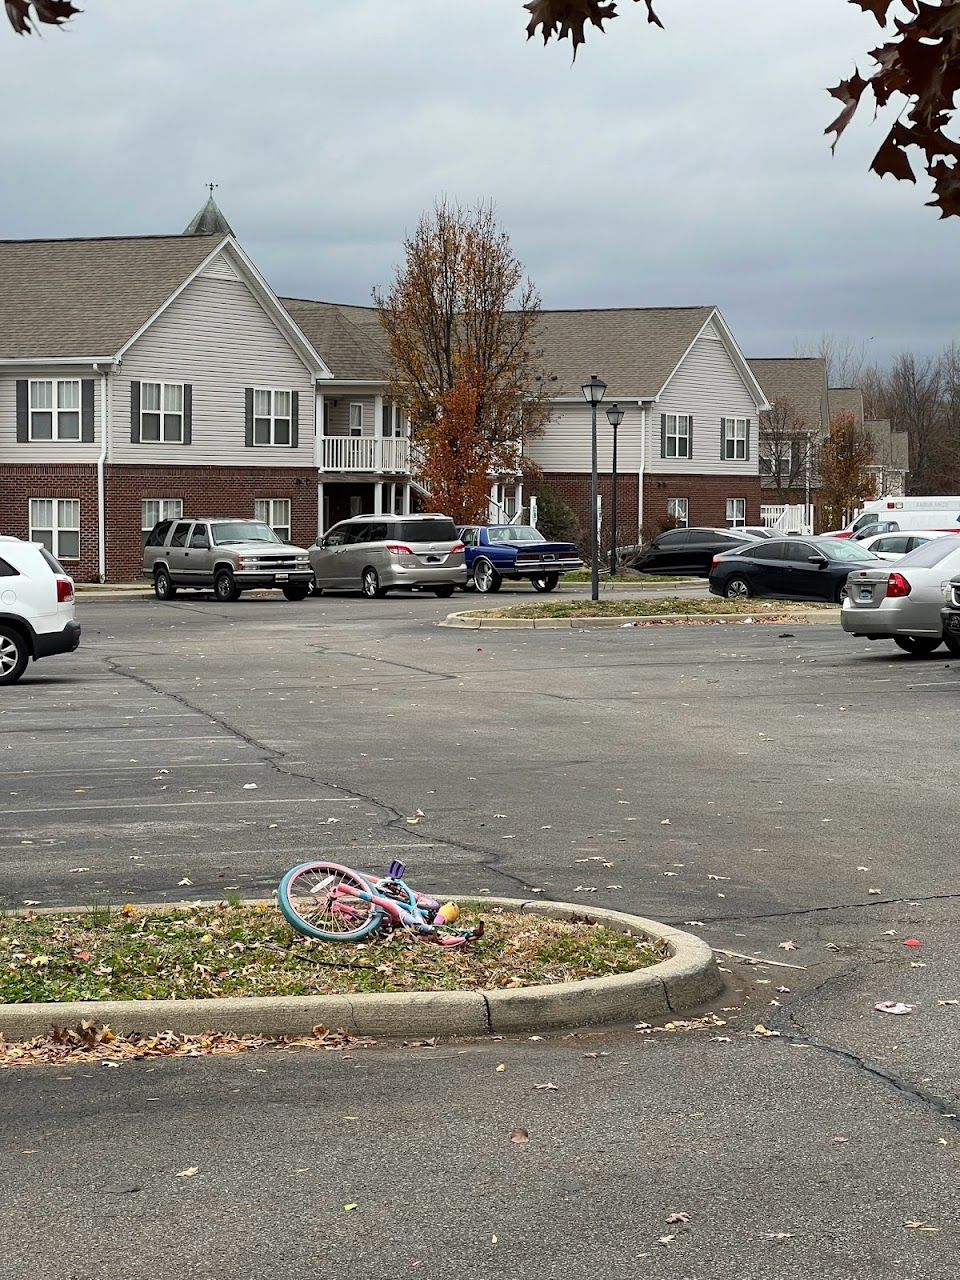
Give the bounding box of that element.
[708,536,881,603]
[628,527,763,577]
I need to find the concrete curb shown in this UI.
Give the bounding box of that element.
[0,896,722,1041]
[441,609,837,630]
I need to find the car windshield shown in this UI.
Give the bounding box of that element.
[210,521,282,546]
[487,526,540,543]
[819,540,880,562]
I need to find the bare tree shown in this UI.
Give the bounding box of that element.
[794,333,870,391]
[875,354,946,493]
[758,397,820,505]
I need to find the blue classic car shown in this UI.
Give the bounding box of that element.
[457,524,583,593]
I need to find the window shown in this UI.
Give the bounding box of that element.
[662,414,691,459]
[722,417,749,461]
[349,403,364,436]
[460,527,478,547]
[141,499,183,543]
[396,519,459,542]
[253,389,292,446]
[759,439,793,476]
[189,525,210,549]
[726,498,746,527]
[170,521,192,548]
[254,499,292,542]
[29,498,80,560]
[667,498,689,527]
[142,382,184,443]
[29,379,80,441]
[349,495,363,516]
[358,523,389,543]
[656,529,690,547]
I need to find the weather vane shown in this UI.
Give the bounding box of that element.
[208,182,218,196]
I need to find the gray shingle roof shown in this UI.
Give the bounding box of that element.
[827,386,865,426]
[748,357,829,433]
[280,298,388,381]
[0,234,223,358]
[864,420,910,472]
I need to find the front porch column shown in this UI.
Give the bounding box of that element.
[373,394,384,470]
[402,484,412,515]
[315,392,325,469]
[515,481,523,520]
[373,482,384,516]
[317,480,325,536]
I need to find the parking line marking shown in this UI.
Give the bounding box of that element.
[0,797,356,817]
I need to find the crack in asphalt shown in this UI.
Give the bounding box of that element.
[667,889,960,928]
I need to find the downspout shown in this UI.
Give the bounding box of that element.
[637,400,647,537]
[94,363,110,582]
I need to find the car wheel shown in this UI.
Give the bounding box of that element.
[531,573,560,593]
[473,559,502,594]
[153,567,176,600]
[724,576,752,600]
[835,583,850,605]
[0,625,29,686]
[214,570,241,602]
[433,585,456,598]
[361,567,386,599]
[282,584,310,602]
[893,636,942,656]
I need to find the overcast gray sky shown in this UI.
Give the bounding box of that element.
[1,0,954,363]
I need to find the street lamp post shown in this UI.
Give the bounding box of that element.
[606,403,624,576]
[581,375,607,602]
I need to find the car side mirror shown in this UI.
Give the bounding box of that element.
[316,537,325,549]
[808,554,828,566]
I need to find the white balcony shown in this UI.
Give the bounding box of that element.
[321,435,410,474]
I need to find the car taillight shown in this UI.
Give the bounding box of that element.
[710,556,720,569]
[385,543,413,555]
[56,577,74,603]
[886,572,911,598]
[450,542,465,554]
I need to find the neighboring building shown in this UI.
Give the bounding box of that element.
[826,387,910,500]
[748,356,830,531]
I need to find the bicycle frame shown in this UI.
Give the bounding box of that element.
[331,869,480,946]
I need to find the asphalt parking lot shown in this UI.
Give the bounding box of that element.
[4,591,960,1278]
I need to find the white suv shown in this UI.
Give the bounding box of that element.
[0,537,80,685]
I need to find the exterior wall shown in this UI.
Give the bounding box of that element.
[533,472,640,548]
[104,464,319,581]
[649,334,760,477]
[0,462,100,581]
[643,473,762,532]
[525,402,645,475]
[111,270,317,467]
[322,393,378,437]
[0,369,104,464]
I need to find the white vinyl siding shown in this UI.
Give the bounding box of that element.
[112,270,315,467]
[322,393,377,437]
[523,402,645,473]
[142,498,183,540]
[29,498,80,560]
[0,373,103,462]
[254,498,291,541]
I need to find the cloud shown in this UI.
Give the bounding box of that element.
[0,0,954,362]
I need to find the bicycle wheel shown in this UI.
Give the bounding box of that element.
[278,862,381,943]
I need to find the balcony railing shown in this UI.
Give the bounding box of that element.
[322,435,410,474]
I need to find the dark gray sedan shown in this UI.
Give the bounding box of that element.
[708,536,880,603]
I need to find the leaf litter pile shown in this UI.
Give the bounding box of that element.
[0,903,662,1004]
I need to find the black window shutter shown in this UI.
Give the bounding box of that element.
[245,388,254,448]
[291,391,299,449]
[745,419,751,462]
[15,380,28,443]
[660,413,667,458]
[81,379,95,442]
[687,414,693,458]
[183,384,193,445]
[130,380,141,443]
[720,417,726,461]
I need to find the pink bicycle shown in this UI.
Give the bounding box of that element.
[277,860,484,946]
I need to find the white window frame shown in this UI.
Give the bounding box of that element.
[254,498,292,542]
[667,497,689,527]
[252,388,293,447]
[141,498,183,541]
[29,378,82,442]
[663,414,691,459]
[29,498,80,561]
[348,403,364,437]
[726,497,747,528]
[723,416,749,461]
[141,381,184,444]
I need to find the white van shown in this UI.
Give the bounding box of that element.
[842,497,960,540]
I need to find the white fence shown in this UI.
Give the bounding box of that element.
[322,436,410,473]
[761,504,814,535]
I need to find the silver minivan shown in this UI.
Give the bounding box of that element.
[309,514,467,598]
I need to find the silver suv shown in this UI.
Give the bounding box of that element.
[309,514,467,598]
[143,518,313,602]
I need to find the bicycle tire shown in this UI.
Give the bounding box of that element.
[278,861,382,943]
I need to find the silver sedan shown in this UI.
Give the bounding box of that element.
[842,536,960,655]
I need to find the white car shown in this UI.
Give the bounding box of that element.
[841,536,960,656]
[0,536,80,685]
[857,530,959,561]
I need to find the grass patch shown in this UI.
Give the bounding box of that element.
[473,597,834,620]
[0,903,663,1003]
[560,570,696,584]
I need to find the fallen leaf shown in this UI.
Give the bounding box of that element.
[764,1231,794,1240]
[777,941,797,951]
[657,1234,676,1246]
[343,1203,358,1213]
[242,783,258,790]
[752,1024,781,1038]
[175,1167,199,1178]
[509,1128,529,1144]
[495,1063,506,1072]
[903,939,922,948]
[68,867,90,874]
[660,819,671,826]
[875,1001,913,1015]
[904,1220,939,1231]
[665,1212,691,1225]
[533,1082,559,1091]
[177,877,193,887]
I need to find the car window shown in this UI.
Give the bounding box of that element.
[896,537,960,568]
[170,521,192,548]
[145,520,173,548]
[487,526,540,543]
[875,536,910,554]
[460,528,478,547]
[657,530,691,546]
[396,519,458,542]
[907,536,931,551]
[782,540,816,560]
[819,539,880,562]
[740,542,783,561]
[358,523,389,543]
[190,525,210,549]
[0,556,19,577]
[323,524,350,548]
[38,548,65,575]
[210,521,280,545]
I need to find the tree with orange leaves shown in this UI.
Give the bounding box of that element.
[374,200,548,520]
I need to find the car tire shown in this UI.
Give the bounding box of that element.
[214,570,241,603]
[835,583,850,605]
[531,573,560,593]
[0,625,29,686]
[894,636,943,656]
[282,584,310,602]
[724,576,752,600]
[361,567,387,599]
[153,567,176,600]
[473,559,502,594]
[433,585,456,598]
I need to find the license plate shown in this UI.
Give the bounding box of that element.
[425,556,439,563]
[275,573,289,582]
[858,587,872,601]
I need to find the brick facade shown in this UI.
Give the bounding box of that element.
[0,461,319,581]
[533,472,641,549]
